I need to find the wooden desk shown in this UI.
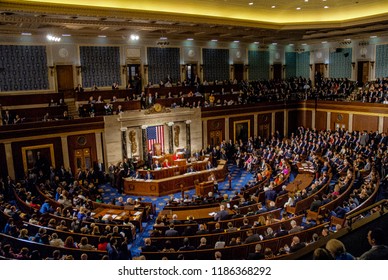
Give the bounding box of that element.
[139,160,208,180]
[297,162,315,174]
[196,181,214,196]
[157,205,234,222]
[286,173,314,192]
[124,164,227,196]
[92,207,143,231]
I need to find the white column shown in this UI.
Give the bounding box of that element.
[95,132,104,164]
[327,112,331,131]
[225,117,230,141]
[4,143,15,179]
[379,116,384,133]
[202,120,208,147]
[61,136,70,169]
[311,110,316,130]
[271,112,276,134]
[348,113,353,132]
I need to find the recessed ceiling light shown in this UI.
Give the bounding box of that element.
[98,35,106,38]
[187,38,194,40]
[21,32,32,36]
[296,7,301,10]
[234,40,240,43]
[253,41,259,44]
[344,38,351,41]
[304,0,309,2]
[130,34,139,40]
[370,35,377,38]
[324,6,329,8]
[301,43,307,46]
[271,5,276,8]
[272,42,277,45]
[321,41,328,44]
[211,39,218,42]
[62,34,71,37]
[248,2,253,5]
[160,36,168,40]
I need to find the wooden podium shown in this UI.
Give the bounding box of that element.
[195,181,214,196]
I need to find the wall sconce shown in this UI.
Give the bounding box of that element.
[200,64,203,71]
[76,66,82,75]
[48,66,55,76]
[181,64,185,74]
[230,65,234,72]
[244,64,249,72]
[122,65,127,74]
[143,64,148,74]
[324,63,328,70]
[309,64,313,70]
[370,61,375,68]
[270,65,273,71]
[351,62,356,69]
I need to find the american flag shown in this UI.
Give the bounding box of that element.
[147,125,165,153]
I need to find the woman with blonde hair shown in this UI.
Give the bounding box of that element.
[325,239,354,260]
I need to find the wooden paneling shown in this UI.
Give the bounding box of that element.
[288,110,298,135]
[0,143,7,178]
[0,92,64,107]
[275,111,284,138]
[353,114,378,132]
[229,115,254,143]
[289,110,312,133]
[67,133,97,173]
[56,65,74,91]
[11,137,63,179]
[384,117,388,133]
[330,112,349,131]
[207,118,225,146]
[257,113,272,139]
[316,111,327,131]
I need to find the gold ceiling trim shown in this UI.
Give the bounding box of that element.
[2,0,388,30]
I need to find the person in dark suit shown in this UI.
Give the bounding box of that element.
[131,170,143,180]
[74,84,84,93]
[2,110,13,125]
[196,224,209,235]
[205,161,213,170]
[178,237,195,251]
[141,238,157,252]
[187,166,196,173]
[165,223,179,237]
[289,236,306,253]
[309,195,322,212]
[247,244,265,260]
[146,93,154,108]
[214,205,229,221]
[152,160,161,170]
[144,170,154,180]
[244,229,261,244]
[359,228,388,260]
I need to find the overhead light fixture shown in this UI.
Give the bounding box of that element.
[321,41,328,44]
[304,0,309,2]
[62,34,71,37]
[211,39,218,42]
[370,35,377,38]
[324,6,329,8]
[271,5,276,8]
[187,38,194,41]
[296,7,301,10]
[289,43,294,46]
[130,34,139,40]
[272,42,277,45]
[248,2,253,5]
[98,35,106,38]
[21,32,32,36]
[160,36,168,40]
[253,41,259,44]
[46,34,61,42]
[301,43,307,46]
[234,40,240,43]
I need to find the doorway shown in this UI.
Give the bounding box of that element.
[186,63,198,84]
[209,130,222,147]
[357,61,370,85]
[74,148,92,171]
[56,65,74,91]
[233,64,244,82]
[127,64,141,94]
[314,63,325,86]
[273,64,282,80]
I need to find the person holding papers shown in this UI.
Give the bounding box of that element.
[152,160,161,170]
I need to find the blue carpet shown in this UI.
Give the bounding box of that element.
[100,164,256,256]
